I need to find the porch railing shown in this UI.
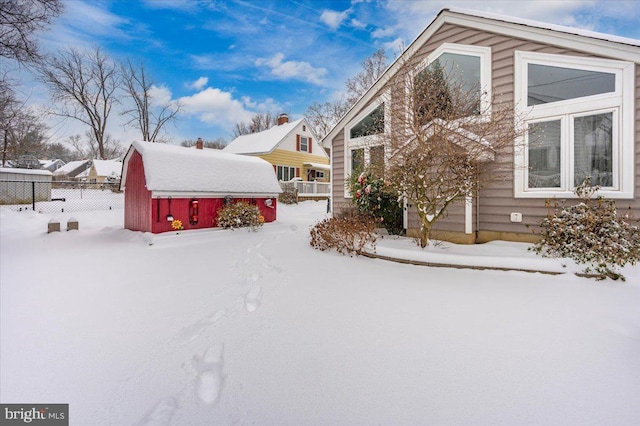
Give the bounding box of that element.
[280,180,330,196]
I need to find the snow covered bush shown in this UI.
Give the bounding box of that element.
[278,187,298,205]
[348,170,403,235]
[532,178,640,280]
[216,201,264,231]
[309,211,377,256]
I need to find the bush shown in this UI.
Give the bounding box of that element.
[278,187,298,204]
[309,212,377,256]
[348,170,403,235]
[532,178,640,280]
[216,201,264,231]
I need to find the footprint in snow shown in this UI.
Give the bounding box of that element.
[195,344,224,405]
[137,397,177,426]
[244,286,262,312]
[178,310,226,345]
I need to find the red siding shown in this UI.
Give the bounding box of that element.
[124,151,152,232]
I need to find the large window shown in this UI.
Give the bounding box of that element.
[413,44,491,125]
[350,104,385,139]
[515,51,634,198]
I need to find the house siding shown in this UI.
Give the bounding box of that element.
[330,20,640,243]
[258,149,330,181]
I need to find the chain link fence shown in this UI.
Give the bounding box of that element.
[0,180,124,213]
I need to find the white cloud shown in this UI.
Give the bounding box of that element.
[320,9,351,30]
[187,77,209,91]
[372,26,396,39]
[350,18,367,29]
[179,88,253,128]
[148,85,173,106]
[380,37,405,55]
[255,53,328,85]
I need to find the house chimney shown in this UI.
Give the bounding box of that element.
[196,137,203,150]
[277,113,289,126]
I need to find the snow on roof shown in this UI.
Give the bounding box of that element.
[223,119,304,155]
[447,7,640,47]
[0,167,52,176]
[92,160,122,178]
[127,141,282,194]
[53,160,91,176]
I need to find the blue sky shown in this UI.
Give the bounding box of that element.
[16,0,640,146]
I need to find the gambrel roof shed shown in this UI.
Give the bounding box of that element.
[121,140,282,196]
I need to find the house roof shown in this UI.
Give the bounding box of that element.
[223,118,305,155]
[92,160,122,178]
[122,140,282,195]
[52,160,91,176]
[322,7,640,146]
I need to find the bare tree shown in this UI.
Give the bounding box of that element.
[181,137,227,149]
[306,48,388,139]
[345,48,389,107]
[371,54,524,247]
[0,0,62,62]
[67,130,125,160]
[305,99,349,140]
[231,111,279,138]
[120,60,181,142]
[36,46,119,160]
[0,105,49,166]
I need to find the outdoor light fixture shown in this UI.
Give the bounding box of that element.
[166,196,173,222]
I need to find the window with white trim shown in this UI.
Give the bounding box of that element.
[300,136,309,152]
[514,51,634,198]
[344,96,390,192]
[276,165,296,181]
[412,43,492,125]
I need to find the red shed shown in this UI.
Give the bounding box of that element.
[121,140,282,233]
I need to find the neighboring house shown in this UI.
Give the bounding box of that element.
[40,159,66,172]
[52,160,92,181]
[87,160,123,183]
[223,114,330,197]
[323,7,640,244]
[121,140,281,234]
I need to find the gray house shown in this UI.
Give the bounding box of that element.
[322,7,640,244]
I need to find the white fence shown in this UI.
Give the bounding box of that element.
[280,180,330,197]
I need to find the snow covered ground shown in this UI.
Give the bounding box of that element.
[1,201,639,425]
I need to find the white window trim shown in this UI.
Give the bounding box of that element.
[514,51,635,199]
[344,91,390,198]
[300,136,309,153]
[411,43,493,124]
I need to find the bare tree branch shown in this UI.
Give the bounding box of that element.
[36,46,120,159]
[0,0,62,63]
[120,60,181,142]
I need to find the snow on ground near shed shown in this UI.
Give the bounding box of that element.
[1,202,639,425]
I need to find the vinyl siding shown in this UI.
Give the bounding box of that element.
[255,149,330,181]
[330,20,640,242]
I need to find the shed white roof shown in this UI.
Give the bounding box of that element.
[223,119,304,154]
[124,141,282,194]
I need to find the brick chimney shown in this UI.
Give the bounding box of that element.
[277,113,289,126]
[196,137,203,150]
